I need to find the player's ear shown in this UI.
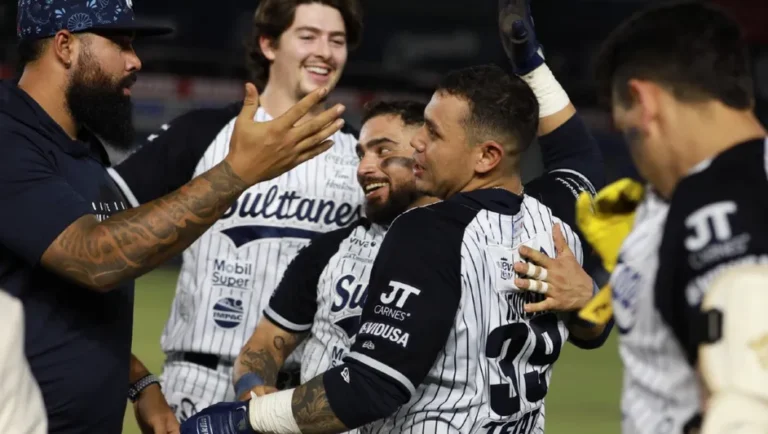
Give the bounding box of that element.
[52,30,76,68]
[627,79,661,133]
[259,35,277,62]
[474,140,504,175]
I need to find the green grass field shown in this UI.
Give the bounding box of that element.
[124,267,623,434]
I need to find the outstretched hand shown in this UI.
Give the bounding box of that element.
[225,83,346,186]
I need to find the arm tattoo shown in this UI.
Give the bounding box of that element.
[238,333,299,386]
[239,345,280,386]
[291,376,348,434]
[43,161,248,290]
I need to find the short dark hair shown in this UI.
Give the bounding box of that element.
[244,0,363,91]
[436,64,539,155]
[16,38,49,68]
[595,0,753,110]
[360,100,426,127]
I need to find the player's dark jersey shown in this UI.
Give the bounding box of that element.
[0,79,132,434]
[530,114,604,278]
[655,137,768,365]
[526,169,599,276]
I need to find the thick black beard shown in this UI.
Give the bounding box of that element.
[66,55,136,150]
[365,185,423,226]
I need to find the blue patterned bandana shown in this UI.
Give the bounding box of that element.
[17,0,172,40]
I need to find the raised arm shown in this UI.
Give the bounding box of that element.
[42,160,247,291]
[0,84,344,292]
[500,0,604,187]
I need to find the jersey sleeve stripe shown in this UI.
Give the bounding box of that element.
[106,167,140,208]
[548,168,597,195]
[345,351,416,396]
[262,307,312,332]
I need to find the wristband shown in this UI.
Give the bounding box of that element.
[128,374,160,402]
[248,389,301,433]
[519,63,570,118]
[235,372,265,398]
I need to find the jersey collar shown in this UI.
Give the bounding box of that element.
[449,188,524,216]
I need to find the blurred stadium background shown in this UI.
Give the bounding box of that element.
[1,0,766,432]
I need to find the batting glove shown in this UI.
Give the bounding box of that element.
[180,401,255,434]
[498,0,545,75]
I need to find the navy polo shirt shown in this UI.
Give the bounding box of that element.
[0,80,134,433]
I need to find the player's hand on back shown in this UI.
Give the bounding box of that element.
[513,223,595,313]
[224,83,346,185]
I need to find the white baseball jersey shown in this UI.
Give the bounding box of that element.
[323,189,604,434]
[110,105,362,361]
[612,190,702,434]
[0,290,47,434]
[264,219,385,383]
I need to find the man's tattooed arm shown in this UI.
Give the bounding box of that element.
[239,343,281,386]
[234,318,304,390]
[291,376,348,434]
[41,161,248,291]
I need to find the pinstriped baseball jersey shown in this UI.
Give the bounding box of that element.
[163,107,362,362]
[109,106,362,364]
[340,189,584,434]
[263,218,385,385]
[611,190,701,434]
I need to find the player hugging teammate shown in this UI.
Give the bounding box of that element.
[179,1,617,434]
[163,0,768,433]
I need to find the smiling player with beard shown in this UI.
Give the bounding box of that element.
[229,102,432,423]
[0,1,348,433]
